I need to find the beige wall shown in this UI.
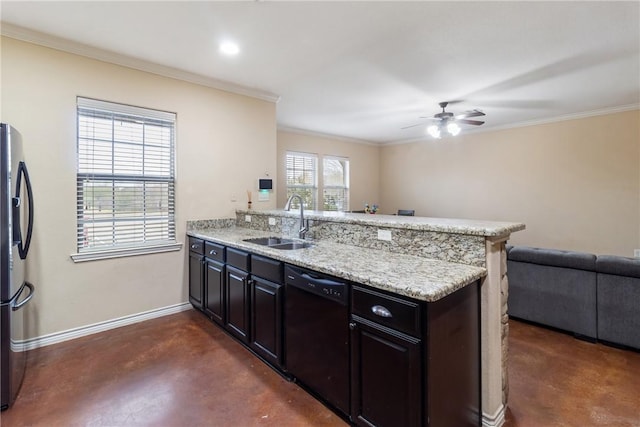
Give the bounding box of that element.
[1,37,277,338]
[277,130,380,211]
[2,34,638,340]
[380,110,640,256]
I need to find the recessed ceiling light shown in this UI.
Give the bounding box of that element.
[219,41,240,56]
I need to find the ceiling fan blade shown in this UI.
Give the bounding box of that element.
[457,119,485,126]
[401,123,425,130]
[456,110,485,119]
[418,116,440,120]
[470,99,554,109]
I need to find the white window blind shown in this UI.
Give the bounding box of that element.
[286,152,317,210]
[323,156,349,211]
[76,97,176,254]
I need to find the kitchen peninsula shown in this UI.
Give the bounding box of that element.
[187,210,524,427]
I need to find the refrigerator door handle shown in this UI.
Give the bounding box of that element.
[11,282,34,311]
[15,161,34,260]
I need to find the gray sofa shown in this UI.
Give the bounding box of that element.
[596,256,640,350]
[507,245,640,350]
[507,246,597,340]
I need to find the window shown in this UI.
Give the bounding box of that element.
[323,157,349,211]
[285,152,317,209]
[73,97,178,262]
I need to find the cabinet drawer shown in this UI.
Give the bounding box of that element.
[227,247,250,271]
[188,237,204,255]
[352,286,422,337]
[251,254,283,283]
[204,241,225,262]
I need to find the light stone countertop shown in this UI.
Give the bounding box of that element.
[237,209,525,238]
[188,226,487,302]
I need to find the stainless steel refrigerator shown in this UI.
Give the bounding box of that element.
[1,123,35,410]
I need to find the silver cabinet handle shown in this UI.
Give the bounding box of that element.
[209,250,217,255]
[191,244,199,249]
[371,305,392,318]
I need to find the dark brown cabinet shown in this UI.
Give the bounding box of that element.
[350,286,423,427]
[188,238,205,310]
[350,283,481,427]
[204,241,225,325]
[186,234,480,427]
[225,264,250,343]
[205,259,225,325]
[250,275,283,367]
[249,254,284,368]
[351,319,422,427]
[225,248,251,343]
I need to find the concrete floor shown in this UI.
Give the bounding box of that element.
[1,309,639,426]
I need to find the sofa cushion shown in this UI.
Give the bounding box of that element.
[596,255,640,278]
[508,246,596,271]
[507,259,597,338]
[596,273,640,349]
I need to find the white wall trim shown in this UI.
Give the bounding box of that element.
[17,302,193,351]
[277,126,381,146]
[0,23,280,103]
[482,404,506,427]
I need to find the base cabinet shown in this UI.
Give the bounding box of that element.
[350,283,480,427]
[205,259,225,325]
[188,238,205,310]
[226,265,250,343]
[250,276,283,367]
[186,234,480,427]
[350,317,422,427]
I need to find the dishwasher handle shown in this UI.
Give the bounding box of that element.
[285,264,347,304]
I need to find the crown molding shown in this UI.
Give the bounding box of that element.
[0,22,281,103]
[277,126,381,146]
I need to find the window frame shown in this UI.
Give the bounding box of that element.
[322,156,350,212]
[71,97,181,262]
[285,151,318,210]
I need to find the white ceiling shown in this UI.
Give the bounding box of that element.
[1,1,639,144]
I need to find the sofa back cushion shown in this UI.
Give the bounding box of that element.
[508,246,596,271]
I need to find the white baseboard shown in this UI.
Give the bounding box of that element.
[483,404,506,427]
[18,302,193,351]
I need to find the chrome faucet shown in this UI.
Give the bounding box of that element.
[284,194,309,239]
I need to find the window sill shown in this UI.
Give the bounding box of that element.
[70,242,183,263]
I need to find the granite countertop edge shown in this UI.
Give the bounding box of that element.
[237,209,525,237]
[188,227,487,302]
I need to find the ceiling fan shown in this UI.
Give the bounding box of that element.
[403,101,485,138]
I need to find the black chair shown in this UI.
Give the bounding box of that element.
[397,209,415,216]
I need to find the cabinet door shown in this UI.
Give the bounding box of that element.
[205,259,225,325]
[225,265,250,343]
[351,316,422,427]
[189,252,204,310]
[250,276,283,368]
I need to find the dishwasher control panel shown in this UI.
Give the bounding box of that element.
[285,264,347,305]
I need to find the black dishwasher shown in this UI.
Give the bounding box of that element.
[284,264,350,416]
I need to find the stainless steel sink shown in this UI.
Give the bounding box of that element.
[243,236,294,246]
[270,242,313,250]
[242,236,312,250]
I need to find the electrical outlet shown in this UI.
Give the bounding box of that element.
[230,193,237,202]
[268,217,276,226]
[634,249,640,258]
[245,215,251,222]
[377,229,392,241]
